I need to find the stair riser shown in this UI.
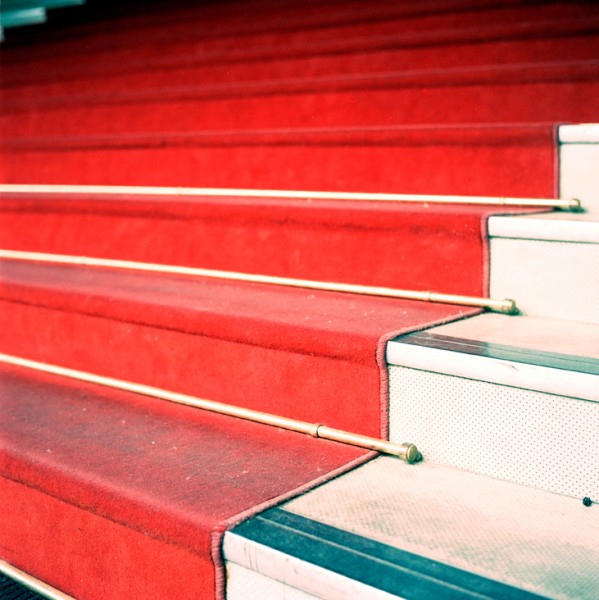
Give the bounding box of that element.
[0,299,382,437]
[0,197,488,293]
[0,477,209,600]
[225,541,397,600]
[4,3,598,86]
[0,140,555,196]
[388,366,599,499]
[7,36,599,104]
[4,82,599,134]
[227,563,320,600]
[490,239,599,323]
[560,136,599,214]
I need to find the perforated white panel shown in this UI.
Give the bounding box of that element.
[388,366,599,499]
[226,563,318,600]
[490,238,599,323]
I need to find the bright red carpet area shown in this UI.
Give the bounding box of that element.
[1,193,518,294]
[2,1,598,196]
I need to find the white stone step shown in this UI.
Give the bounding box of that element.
[488,213,599,323]
[559,124,599,215]
[386,313,599,499]
[225,458,599,600]
[488,123,599,324]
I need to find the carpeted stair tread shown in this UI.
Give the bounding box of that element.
[0,259,477,435]
[4,1,598,84]
[0,259,474,354]
[0,130,560,196]
[0,363,366,599]
[2,1,598,194]
[4,81,598,137]
[0,192,533,293]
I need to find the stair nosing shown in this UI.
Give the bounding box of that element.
[226,506,548,600]
[386,334,599,402]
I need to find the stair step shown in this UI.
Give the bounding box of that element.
[6,39,599,106]
[0,363,365,600]
[386,313,599,498]
[5,60,598,118]
[3,1,598,194]
[489,213,599,323]
[6,3,598,93]
[560,124,599,215]
[0,125,560,196]
[0,190,509,293]
[0,259,476,437]
[224,458,599,600]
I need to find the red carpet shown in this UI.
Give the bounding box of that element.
[0,193,503,599]
[1,0,596,597]
[0,259,479,438]
[0,364,367,599]
[1,193,517,294]
[2,0,598,195]
[0,193,536,437]
[0,190,541,598]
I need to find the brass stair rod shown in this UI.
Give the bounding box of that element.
[0,184,583,211]
[0,560,75,600]
[0,353,422,463]
[0,250,518,315]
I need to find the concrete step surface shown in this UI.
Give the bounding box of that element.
[225,457,599,600]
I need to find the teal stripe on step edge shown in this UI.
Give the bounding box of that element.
[232,507,549,600]
[396,332,599,376]
[2,0,84,10]
[0,573,45,600]
[0,8,46,28]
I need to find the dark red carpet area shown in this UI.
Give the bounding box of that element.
[0,365,367,599]
[2,0,599,195]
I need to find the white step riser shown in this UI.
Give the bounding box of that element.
[560,125,599,215]
[488,124,599,323]
[388,365,599,499]
[489,237,599,324]
[226,563,320,600]
[224,535,399,600]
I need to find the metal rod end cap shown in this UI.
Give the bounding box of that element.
[501,299,519,315]
[400,443,422,463]
[566,198,584,212]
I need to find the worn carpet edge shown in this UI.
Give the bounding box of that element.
[211,450,378,600]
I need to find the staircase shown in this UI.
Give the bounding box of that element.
[224,127,599,600]
[1,2,598,599]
